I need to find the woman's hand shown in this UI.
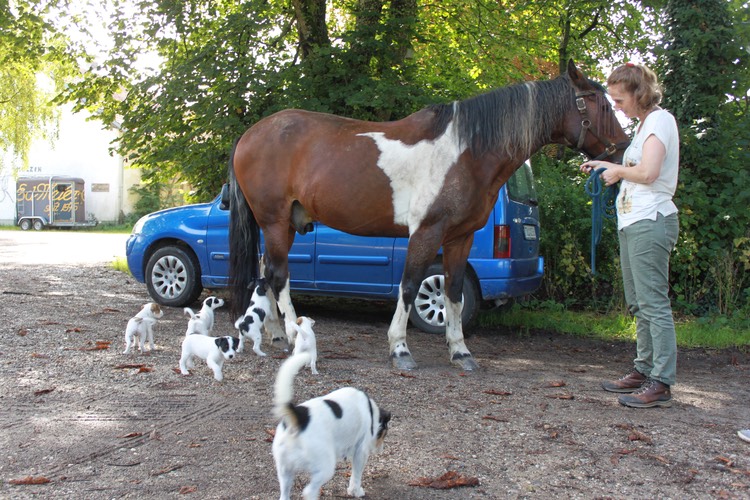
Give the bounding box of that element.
[580,160,621,186]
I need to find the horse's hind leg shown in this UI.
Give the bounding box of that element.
[263,282,291,351]
[442,238,479,371]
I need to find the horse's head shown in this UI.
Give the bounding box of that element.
[564,60,630,163]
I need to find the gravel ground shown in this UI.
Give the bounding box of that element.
[1,257,749,499]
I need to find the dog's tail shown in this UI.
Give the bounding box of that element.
[273,352,312,430]
[184,307,197,319]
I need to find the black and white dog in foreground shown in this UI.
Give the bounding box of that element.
[273,353,391,499]
[183,295,224,336]
[234,279,272,357]
[289,316,318,374]
[123,302,164,354]
[179,333,240,382]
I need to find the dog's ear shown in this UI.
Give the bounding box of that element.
[296,317,304,326]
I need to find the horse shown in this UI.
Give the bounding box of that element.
[228,60,629,371]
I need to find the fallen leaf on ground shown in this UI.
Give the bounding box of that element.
[179,485,197,494]
[17,328,28,336]
[399,372,416,379]
[9,476,51,485]
[544,380,566,387]
[545,393,574,400]
[31,353,49,359]
[628,430,652,444]
[409,470,479,489]
[119,432,143,438]
[65,327,82,333]
[77,341,111,351]
[33,387,56,396]
[484,389,512,396]
[482,415,508,422]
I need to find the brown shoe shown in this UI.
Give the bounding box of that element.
[601,370,647,393]
[618,379,672,408]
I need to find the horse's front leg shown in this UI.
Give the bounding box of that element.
[388,229,441,370]
[388,287,415,370]
[442,236,479,371]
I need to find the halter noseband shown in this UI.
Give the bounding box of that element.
[574,90,630,161]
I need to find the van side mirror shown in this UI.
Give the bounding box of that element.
[219,183,230,210]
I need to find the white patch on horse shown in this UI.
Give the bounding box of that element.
[358,118,464,234]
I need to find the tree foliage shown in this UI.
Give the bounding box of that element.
[0,0,76,172]
[658,0,750,315]
[59,0,651,200]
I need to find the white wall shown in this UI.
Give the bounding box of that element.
[0,105,139,226]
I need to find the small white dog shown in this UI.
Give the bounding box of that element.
[234,279,272,357]
[288,316,318,374]
[123,302,164,354]
[179,334,240,382]
[183,296,225,335]
[273,353,390,499]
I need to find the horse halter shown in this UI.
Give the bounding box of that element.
[574,90,630,161]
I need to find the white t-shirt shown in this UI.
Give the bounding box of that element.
[616,109,680,230]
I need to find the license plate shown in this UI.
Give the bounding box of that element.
[523,224,537,240]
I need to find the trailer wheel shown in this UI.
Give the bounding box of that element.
[32,219,45,231]
[145,245,203,307]
[19,219,32,231]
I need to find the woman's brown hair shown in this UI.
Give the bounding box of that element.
[607,63,662,113]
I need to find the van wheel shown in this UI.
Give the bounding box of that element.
[19,219,32,231]
[408,263,480,335]
[32,219,44,231]
[145,246,203,307]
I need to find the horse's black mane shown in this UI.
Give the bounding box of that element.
[428,74,607,158]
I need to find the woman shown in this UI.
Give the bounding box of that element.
[581,63,680,409]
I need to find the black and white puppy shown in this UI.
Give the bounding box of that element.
[234,279,271,357]
[183,295,225,336]
[179,333,240,382]
[123,302,164,354]
[273,353,391,499]
[289,316,318,374]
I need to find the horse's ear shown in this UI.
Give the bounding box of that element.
[566,59,591,90]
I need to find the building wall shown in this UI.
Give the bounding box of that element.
[0,105,139,226]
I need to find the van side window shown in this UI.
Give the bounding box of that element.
[507,163,537,205]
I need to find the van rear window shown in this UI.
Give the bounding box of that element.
[507,163,537,205]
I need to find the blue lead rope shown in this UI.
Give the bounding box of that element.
[584,167,618,275]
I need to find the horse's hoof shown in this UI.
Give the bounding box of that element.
[451,352,479,371]
[390,351,417,370]
[272,337,290,352]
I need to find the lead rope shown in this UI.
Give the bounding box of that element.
[584,167,618,275]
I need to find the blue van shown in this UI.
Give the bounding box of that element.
[126,162,543,333]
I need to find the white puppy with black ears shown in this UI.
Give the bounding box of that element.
[273,353,391,499]
[179,333,240,382]
[123,302,164,354]
[234,279,272,356]
[183,295,224,335]
[288,316,318,374]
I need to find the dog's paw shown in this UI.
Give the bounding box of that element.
[347,486,365,497]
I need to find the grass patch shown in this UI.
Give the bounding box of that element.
[479,305,750,350]
[110,257,130,274]
[0,223,132,233]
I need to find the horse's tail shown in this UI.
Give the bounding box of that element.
[273,352,313,431]
[228,138,261,319]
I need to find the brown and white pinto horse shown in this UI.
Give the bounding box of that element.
[229,60,628,371]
